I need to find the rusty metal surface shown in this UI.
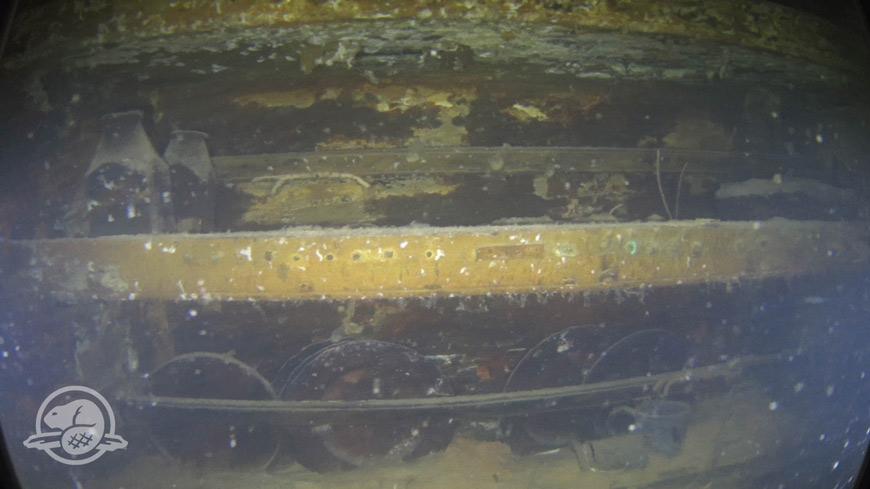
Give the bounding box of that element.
[5,219,867,302]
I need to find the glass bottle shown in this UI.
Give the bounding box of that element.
[163,130,216,233]
[83,111,175,236]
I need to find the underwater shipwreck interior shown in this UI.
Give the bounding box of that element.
[1,0,870,488]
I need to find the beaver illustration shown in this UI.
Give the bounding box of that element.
[44,399,106,456]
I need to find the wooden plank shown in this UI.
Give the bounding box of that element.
[212,147,789,182]
[213,147,801,228]
[4,220,866,302]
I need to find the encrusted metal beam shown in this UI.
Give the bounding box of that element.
[4,220,867,302]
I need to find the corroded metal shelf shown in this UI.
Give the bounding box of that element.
[4,219,867,302]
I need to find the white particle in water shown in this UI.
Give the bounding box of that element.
[240,246,253,261]
[793,382,805,393]
[188,309,198,317]
[768,401,778,411]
